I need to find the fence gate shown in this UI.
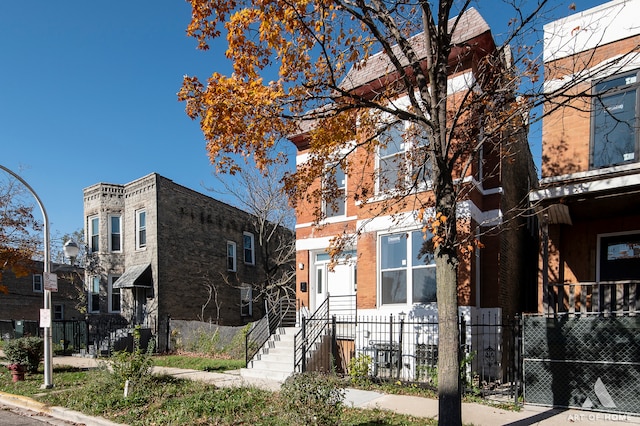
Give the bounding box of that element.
[523,314,640,415]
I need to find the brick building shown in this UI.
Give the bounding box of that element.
[1,261,84,324]
[530,0,640,314]
[83,173,294,352]
[291,8,537,321]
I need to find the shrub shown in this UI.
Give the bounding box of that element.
[347,353,372,384]
[108,326,154,393]
[280,372,345,425]
[3,337,44,373]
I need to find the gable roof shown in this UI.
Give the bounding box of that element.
[339,7,491,92]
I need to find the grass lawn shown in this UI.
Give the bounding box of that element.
[0,364,436,425]
[152,354,245,372]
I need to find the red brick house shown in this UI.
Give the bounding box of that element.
[530,0,640,314]
[291,8,536,324]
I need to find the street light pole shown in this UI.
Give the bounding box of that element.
[0,165,54,389]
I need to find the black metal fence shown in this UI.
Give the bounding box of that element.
[297,312,522,402]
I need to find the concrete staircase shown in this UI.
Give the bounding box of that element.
[240,326,299,382]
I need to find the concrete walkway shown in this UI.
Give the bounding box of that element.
[1,355,638,426]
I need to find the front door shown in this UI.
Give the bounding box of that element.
[310,255,356,313]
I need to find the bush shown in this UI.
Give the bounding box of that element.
[347,354,372,384]
[3,337,44,373]
[108,326,154,392]
[280,372,345,425]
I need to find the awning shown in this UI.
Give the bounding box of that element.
[113,264,152,289]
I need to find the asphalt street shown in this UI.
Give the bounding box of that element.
[0,404,77,425]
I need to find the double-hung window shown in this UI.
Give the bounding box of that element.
[108,275,121,313]
[227,241,237,271]
[380,230,436,305]
[33,274,43,293]
[136,210,147,249]
[89,216,99,253]
[89,276,100,313]
[323,164,346,218]
[109,215,122,252]
[591,69,640,169]
[54,304,64,320]
[243,232,255,265]
[240,285,252,317]
[377,121,431,193]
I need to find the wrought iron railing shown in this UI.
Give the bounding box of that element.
[245,296,292,367]
[545,280,640,315]
[294,296,330,373]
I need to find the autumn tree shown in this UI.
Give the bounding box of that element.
[0,171,40,294]
[178,0,630,423]
[205,159,296,311]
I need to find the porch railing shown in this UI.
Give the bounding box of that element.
[294,296,330,373]
[545,280,640,315]
[245,296,292,367]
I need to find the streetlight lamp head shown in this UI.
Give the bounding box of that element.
[63,240,80,263]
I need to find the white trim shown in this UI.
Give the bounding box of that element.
[227,241,237,272]
[543,0,639,63]
[33,274,43,293]
[297,236,335,251]
[108,275,121,313]
[596,230,640,281]
[108,214,122,253]
[530,170,640,202]
[243,231,255,265]
[135,209,147,250]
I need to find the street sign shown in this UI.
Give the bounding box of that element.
[43,272,58,292]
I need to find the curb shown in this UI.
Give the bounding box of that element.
[0,391,125,426]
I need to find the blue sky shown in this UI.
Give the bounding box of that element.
[1,0,604,252]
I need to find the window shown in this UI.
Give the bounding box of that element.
[109,215,122,252]
[599,232,640,281]
[380,230,436,305]
[53,304,64,320]
[592,70,640,169]
[33,274,43,293]
[89,216,99,252]
[323,164,346,218]
[377,122,431,193]
[89,276,100,313]
[227,241,237,271]
[108,275,121,312]
[240,285,253,317]
[243,232,255,265]
[136,210,146,249]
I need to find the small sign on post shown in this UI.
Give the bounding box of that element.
[43,272,58,292]
[40,309,51,328]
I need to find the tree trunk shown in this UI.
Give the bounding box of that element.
[437,253,461,425]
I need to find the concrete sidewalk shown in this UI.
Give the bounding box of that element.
[1,355,638,426]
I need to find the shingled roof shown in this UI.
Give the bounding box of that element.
[339,7,491,92]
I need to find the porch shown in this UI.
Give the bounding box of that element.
[545,281,640,315]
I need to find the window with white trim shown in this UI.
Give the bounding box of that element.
[240,285,253,316]
[376,121,431,194]
[380,230,436,305]
[89,276,100,313]
[33,274,43,293]
[227,241,237,271]
[89,216,99,253]
[323,163,346,218]
[53,304,64,320]
[108,275,121,313]
[591,69,640,169]
[243,232,255,265]
[136,209,147,249]
[109,215,122,252]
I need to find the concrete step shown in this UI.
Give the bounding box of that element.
[240,367,291,382]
